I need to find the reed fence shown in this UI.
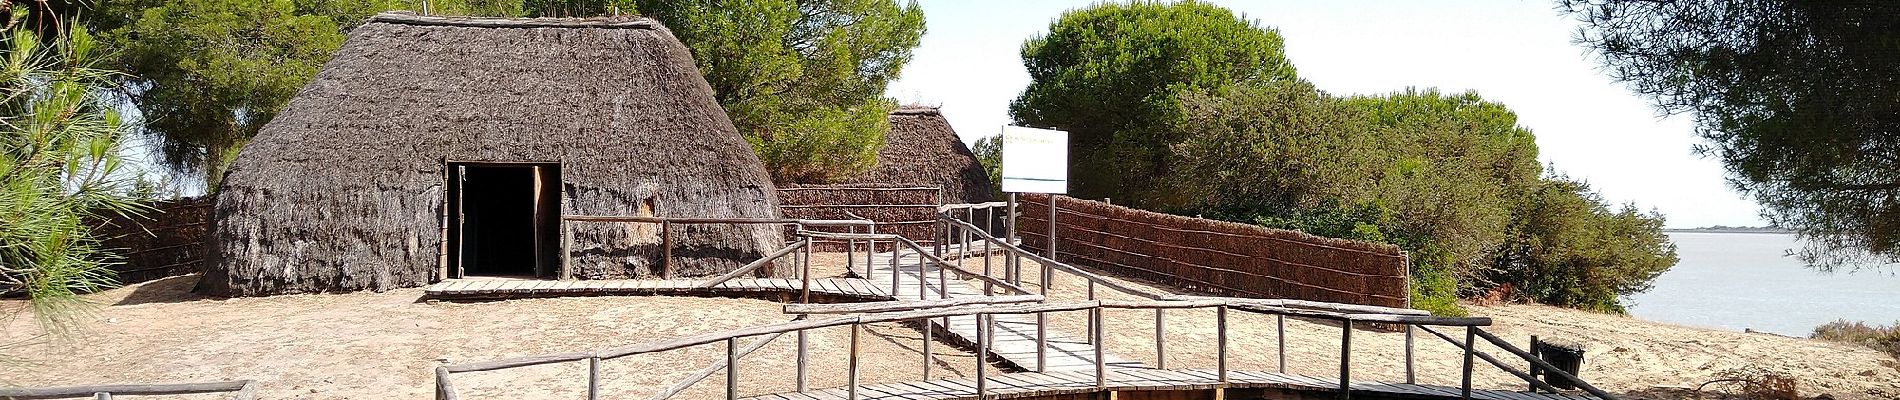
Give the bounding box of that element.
[776,184,943,251]
[1015,194,1409,308]
[93,196,215,284]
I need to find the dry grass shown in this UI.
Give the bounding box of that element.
[1812,320,1900,359]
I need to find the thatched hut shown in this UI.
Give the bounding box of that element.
[201,13,785,296]
[844,106,995,203]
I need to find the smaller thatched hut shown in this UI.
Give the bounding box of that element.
[843,106,995,204]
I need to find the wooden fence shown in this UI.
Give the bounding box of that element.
[1016,194,1409,309]
[776,184,942,251]
[93,196,215,284]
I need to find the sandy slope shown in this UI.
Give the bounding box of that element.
[3,252,1896,399]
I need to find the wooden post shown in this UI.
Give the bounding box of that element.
[923,318,933,381]
[662,220,673,278]
[1529,335,1541,392]
[891,243,901,297]
[1046,194,1056,258]
[1217,305,1229,383]
[796,330,809,392]
[1084,282,1096,344]
[1094,308,1107,389]
[977,314,990,399]
[801,237,814,303]
[588,357,600,400]
[1406,326,1417,384]
[1461,327,1476,400]
[867,222,877,281]
[916,245,927,301]
[846,225,855,276]
[726,337,739,400]
[1036,312,1047,373]
[1277,314,1287,373]
[1155,308,1167,369]
[93,393,109,400]
[865,239,876,281]
[850,324,862,400]
[435,366,455,400]
[560,218,572,280]
[938,257,949,300]
[1007,192,1019,285]
[1340,320,1352,399]
[959,207,971,272]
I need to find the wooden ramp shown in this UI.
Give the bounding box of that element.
[742,368,1594,400]
[423,278,889,300]
[867,244,1141,372]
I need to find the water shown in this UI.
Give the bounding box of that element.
[1623,232,1900,337]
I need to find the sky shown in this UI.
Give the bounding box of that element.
[883,0,1767,229]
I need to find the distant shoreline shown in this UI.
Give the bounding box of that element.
[1664,227,1794,234]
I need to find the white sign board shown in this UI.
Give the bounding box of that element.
[1000,125,1068,194]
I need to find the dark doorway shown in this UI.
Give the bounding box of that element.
[448,163,560,278]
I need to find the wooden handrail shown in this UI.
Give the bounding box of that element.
[1160,295,1429,316]
[797,230,1035,295]
[563,215,873,226]
[937,202,1008,212]
[696,241,807,288]
[0,380,256,399]
[1415,325,1565,395]
[941,217,1163,299]
[784,295,1045,314]
[1472,327,1619,400]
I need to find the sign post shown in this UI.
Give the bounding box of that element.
[1000,125,1068,261]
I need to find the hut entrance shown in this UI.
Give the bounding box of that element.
[448,162,561,279]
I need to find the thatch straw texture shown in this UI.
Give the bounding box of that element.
[1017,194,1409,308]
[201,13,784,296]
[777,184,939,251]
[842,106,994,203]
[94,197,213,284]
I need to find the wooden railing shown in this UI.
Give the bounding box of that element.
[0,380,257,400]
[940,214,1618,400]
[432,297,1504,400]
[557,215,872,279]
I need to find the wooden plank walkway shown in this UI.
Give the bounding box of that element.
[866,243,1141,372]
[741,368,1595,400]
[423,278,890,300]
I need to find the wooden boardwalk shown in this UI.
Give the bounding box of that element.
[741,368,1595,400]
[423,277,890,300]
[867,244,1141,372]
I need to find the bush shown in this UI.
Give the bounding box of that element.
[1812,320,1900,358]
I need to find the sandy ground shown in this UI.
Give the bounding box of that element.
[3,251,1896,399]
[0,273,1001,400]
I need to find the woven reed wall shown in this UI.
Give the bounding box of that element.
[1017,194,1409,308]
[94,197,215,284]
[777,184,942,251]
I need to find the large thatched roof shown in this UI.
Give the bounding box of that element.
[845,106,995,203]
[202,13,785,296]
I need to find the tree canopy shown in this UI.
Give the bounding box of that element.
[1008,1,1677,314]
[1011,0,1296,207]
[635,0,924,184]
[1561,0,1900,271]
